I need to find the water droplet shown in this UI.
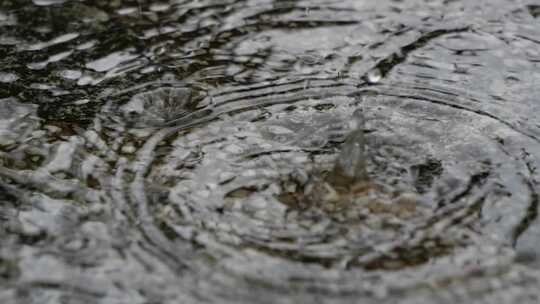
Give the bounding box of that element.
[366,68,382,84]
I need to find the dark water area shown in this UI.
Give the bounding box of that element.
[1,0,540,303]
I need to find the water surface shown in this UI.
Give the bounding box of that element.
[1,0,540,303]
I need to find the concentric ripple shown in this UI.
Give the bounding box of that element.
[2,0,540,303]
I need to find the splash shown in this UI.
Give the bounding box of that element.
[120,86,207,128]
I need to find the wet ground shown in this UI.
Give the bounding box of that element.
[1,0,540,303]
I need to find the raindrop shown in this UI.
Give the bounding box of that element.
[366,68,382,84]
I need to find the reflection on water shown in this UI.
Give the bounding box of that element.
[1,0,540,303]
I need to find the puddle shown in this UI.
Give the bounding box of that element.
[1,0,540,303]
